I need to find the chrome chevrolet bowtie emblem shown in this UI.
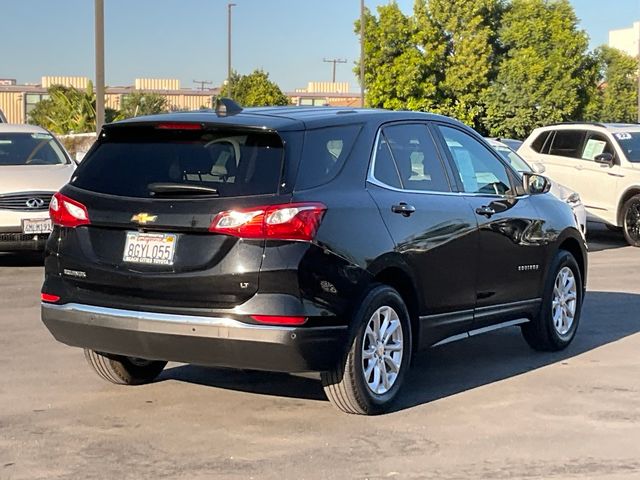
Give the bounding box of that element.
[131,213,158,224]
[26,198,45,209]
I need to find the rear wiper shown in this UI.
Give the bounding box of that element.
[148,182,219,196]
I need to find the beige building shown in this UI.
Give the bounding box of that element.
[288,81,361,107]
[0,76,365,125]
[0,76,219,124]
[608,21,640,57]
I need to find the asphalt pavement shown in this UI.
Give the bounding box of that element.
[1,223,639,480]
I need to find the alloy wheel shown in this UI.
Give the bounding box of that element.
[551,266,577,336]
[624,200,640,244]
[361,305,404,395]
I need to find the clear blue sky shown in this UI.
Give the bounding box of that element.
[1,0,638,92]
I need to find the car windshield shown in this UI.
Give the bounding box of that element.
[0,132,68,166]
[490,144,533,173]
[613,131,640,163]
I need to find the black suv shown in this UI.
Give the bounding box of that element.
[41,104,587,414]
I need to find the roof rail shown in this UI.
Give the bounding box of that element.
[546,121,607,128]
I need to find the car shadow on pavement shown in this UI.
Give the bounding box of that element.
[160,365,327,401]
[395,290,640,412]
[161,290,640,412]
[0,252,44,267]
[586,223,628,253]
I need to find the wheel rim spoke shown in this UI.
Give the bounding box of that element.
[362,346,376,360]
[370,363,381,392]
[382,320,400,344]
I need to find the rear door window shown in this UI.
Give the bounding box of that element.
[71,126,284,198]
[548,130,586,159]
[295,124,362,190]
[375,123,451,192]
[530,131,551,153]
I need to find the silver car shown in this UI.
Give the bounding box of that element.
[486,138,587,235]
[0,124,75,251]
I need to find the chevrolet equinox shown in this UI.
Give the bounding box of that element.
[41,102,587,414]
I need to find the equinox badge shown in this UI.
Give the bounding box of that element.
[131,213,158,224]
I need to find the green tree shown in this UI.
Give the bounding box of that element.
[586,46,639,123]
[424,0,504,129]
[355,0,502,130]
[117,91,169,120]
[28,81,117,134]
[354,2,444,111]
[29,82,96,134]
[221,69,289,107]
[483,0,596,138]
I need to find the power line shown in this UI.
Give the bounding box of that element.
[193,80,213,91]
[323,58,347,83]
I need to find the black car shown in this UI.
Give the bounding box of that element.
[41,102,587,415]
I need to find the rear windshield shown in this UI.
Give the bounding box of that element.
[71,126,284,198]
[0,132,68,166]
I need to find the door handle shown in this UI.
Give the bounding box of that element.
[391,203,416,217]
[574,165,583,171]
[475,205,496,217]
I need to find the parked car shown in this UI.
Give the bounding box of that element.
[518,123,640,246]
[0,124,75,251]
[41,103,587,414]
[486,138,586,235]
[490,137,523,151]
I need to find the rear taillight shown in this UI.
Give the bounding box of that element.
[41,293,60,303]
[49,192,90,228]
[210,202,326,241]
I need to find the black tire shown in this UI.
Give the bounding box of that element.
[84,349,167,385]
[521,250,583,351]
[321,285,412,415]
[622,194,640,247]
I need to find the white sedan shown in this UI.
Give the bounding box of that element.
[486,138,587,235]
[0,124,76,251]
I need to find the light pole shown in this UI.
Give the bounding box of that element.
[360,0,365,108]
[95,0,105,132]
[227,3,237,97]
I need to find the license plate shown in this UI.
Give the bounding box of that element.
[123,232,177,265]
[22,218,53,234]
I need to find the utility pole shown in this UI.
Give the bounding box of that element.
[193,80,213,91]
[360,0,365,108]
[95,0,105,132]
[323,58,347,83]
[227,3,237,96]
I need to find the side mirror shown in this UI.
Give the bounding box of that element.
[594,152,614,167]
[531,162,546,174]
[522,172,551,195]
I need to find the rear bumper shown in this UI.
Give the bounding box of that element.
[41,302,349,373]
